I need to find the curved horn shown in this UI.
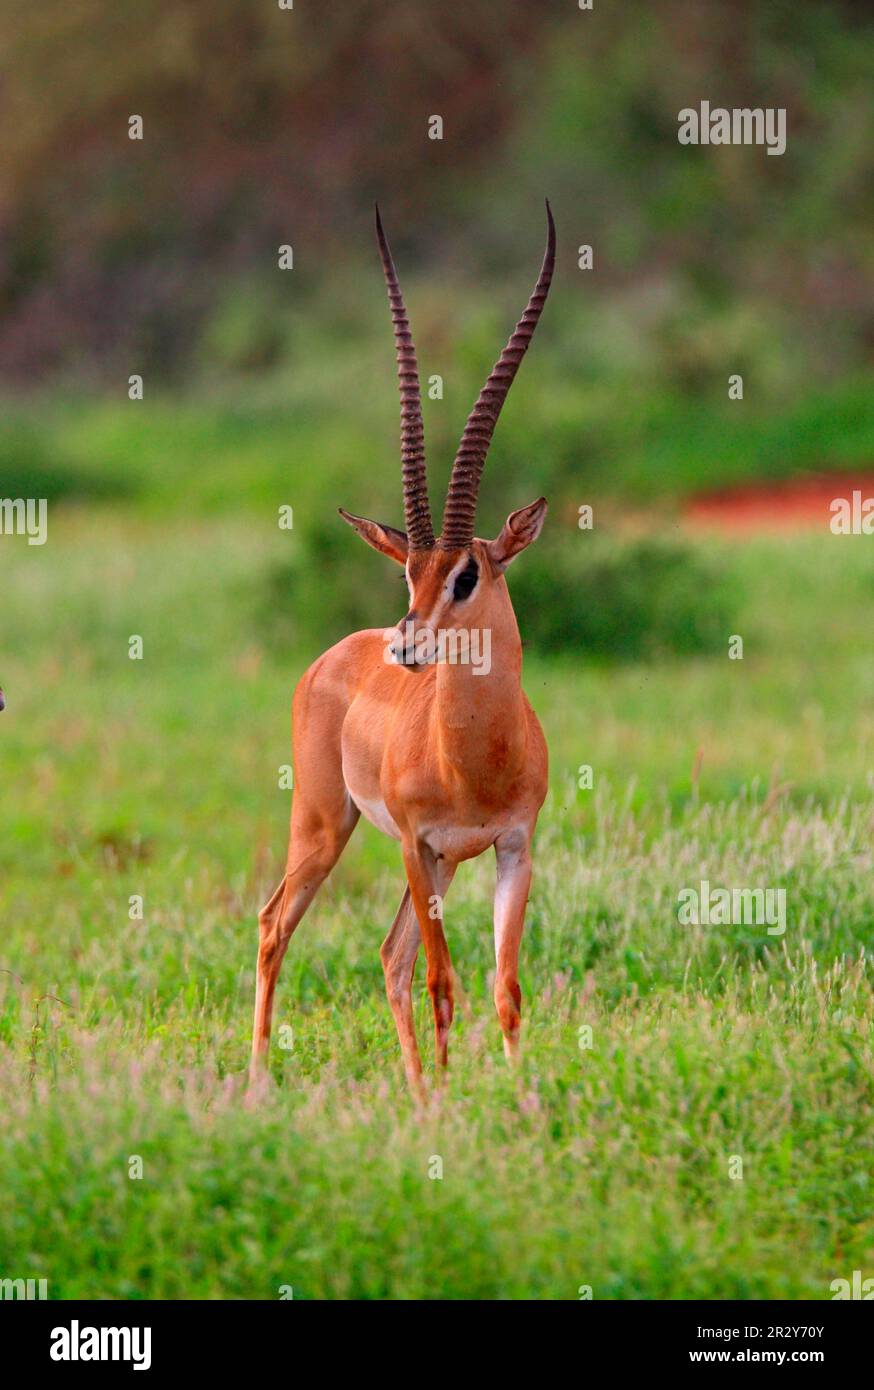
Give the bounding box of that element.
[440,201,555,550]
[375,205,434,550]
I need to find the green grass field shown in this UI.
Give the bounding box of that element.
[2,494,873,1299]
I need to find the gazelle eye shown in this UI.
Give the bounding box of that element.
[453,557,479,602]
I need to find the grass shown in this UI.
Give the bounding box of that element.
[1,504,873,1298]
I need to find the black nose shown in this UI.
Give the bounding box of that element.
[0,688,5,712]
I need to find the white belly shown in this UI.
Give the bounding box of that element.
[347,789,401,841]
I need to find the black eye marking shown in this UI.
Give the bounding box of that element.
[453,557,479,602]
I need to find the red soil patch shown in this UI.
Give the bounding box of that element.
[683,471,874,534]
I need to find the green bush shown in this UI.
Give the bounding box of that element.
[508,533,737,661]
[255,518,401,655]
[0,417,130,503]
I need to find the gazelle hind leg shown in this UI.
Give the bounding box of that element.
[402,845,457,1073]
[493,831,533,1062]
[250,794,359,1081]
[380,888,423,1093]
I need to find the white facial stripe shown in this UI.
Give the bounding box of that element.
[444,553,473,595]
[404,553,476,634]
[418,554,473,628]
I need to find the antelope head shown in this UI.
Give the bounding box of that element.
[340,203,555,670]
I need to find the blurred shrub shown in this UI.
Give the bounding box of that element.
[509,533,737,661]
[0,418,130,503]
[255,518,400,656]
[1,0,872,391]
[198,280,287,374]
[256,521,737,664]
[0,0,546,381]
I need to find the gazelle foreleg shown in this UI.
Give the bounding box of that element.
[493,829,534,1062]
[402,843,456,1072]
[250,797,359,1081]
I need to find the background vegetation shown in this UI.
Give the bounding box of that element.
[1,0,873,1299]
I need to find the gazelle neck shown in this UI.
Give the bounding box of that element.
[433,578,528,779]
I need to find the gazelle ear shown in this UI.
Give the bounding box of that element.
[486,497,547,572]
[338,508,409,565]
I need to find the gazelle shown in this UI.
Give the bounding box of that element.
[251,203,555,1091]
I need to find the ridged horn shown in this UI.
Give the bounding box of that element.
[374,204,434,550]
[440,200,555,550]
